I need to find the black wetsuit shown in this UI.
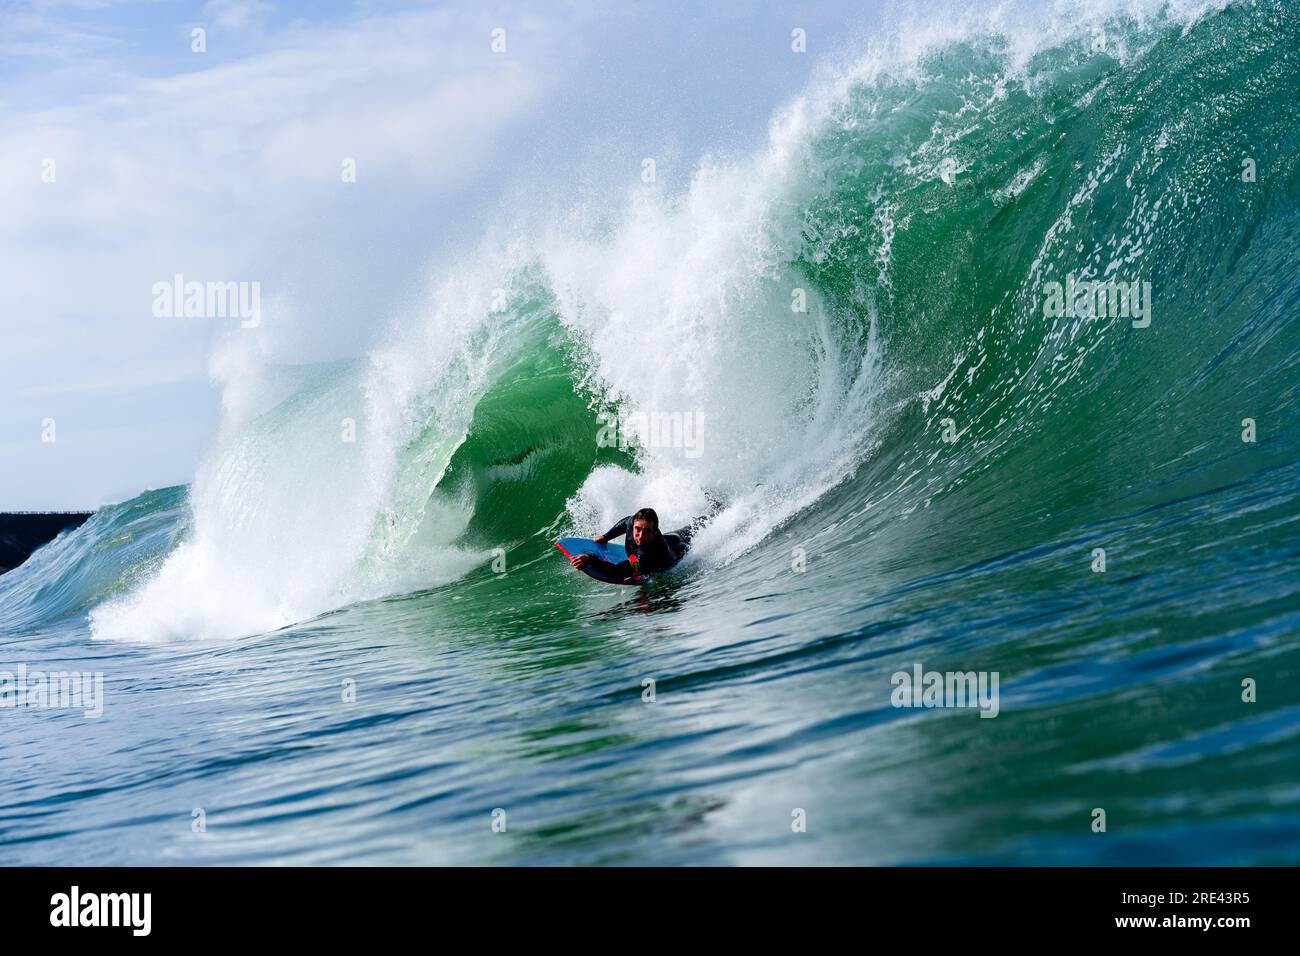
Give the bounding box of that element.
[588,516,694,581]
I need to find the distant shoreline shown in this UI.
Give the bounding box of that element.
[0,512,94,575]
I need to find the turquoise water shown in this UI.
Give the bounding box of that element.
[2,1,1299,864]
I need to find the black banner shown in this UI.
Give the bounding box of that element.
[0,866,1280,941]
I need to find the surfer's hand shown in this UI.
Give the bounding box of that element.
[571,554,591,568]
[592,535,606,545]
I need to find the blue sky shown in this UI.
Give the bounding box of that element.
[0,0,890,509]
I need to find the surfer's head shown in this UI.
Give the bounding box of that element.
[631,508,659,548]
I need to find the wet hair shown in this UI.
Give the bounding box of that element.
[632,508,659,529]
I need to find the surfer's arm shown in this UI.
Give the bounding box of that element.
[595,516,631,544]
[584,556,635,580]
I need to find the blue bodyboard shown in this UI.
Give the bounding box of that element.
[554,537,646,586]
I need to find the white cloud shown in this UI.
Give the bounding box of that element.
[16,357,208,399]
[0,0,588,506]
[202,0,273,32]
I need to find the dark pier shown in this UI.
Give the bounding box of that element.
[0,512,94,574]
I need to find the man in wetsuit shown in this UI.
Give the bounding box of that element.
[570,507,694,582]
